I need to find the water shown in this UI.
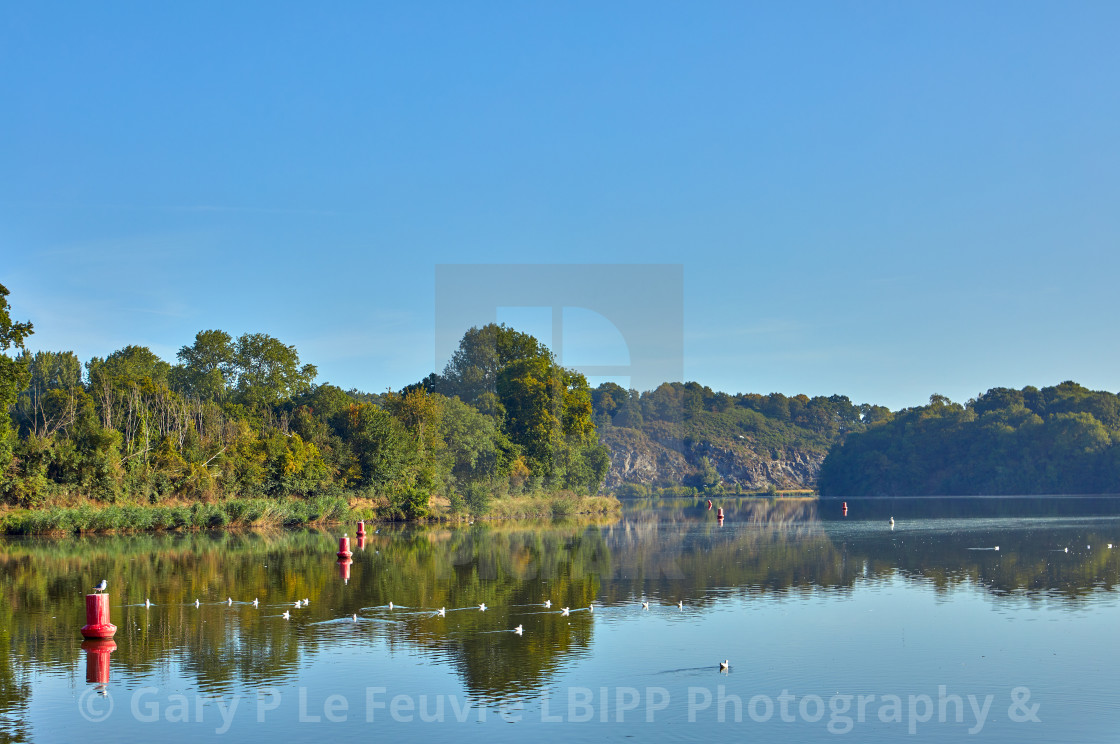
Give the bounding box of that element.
[2,498,1119,742]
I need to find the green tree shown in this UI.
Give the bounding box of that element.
[0,284,34,473]
[231,333,317,409]
[172,329,235,401]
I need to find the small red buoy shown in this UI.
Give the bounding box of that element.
[338,558,353,584]
[707,500,713,511]
[716,507,724,519]
[82,639,116,684]
[842,501,848,515]
[337,534,353,560]
[357,520,366,537]
[357,535,367,552]
[80,593,117,639]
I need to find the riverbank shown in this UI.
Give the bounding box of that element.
[0,491,622,535]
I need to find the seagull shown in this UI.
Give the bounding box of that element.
[352,614,358,622]
[294,601,301,608]
[252,598,259,607]
[642,601,649,610]
[720,660,729,670]
[93,580,107,594]
[514,625,523,635]
[388,602,394,610]
[194,599,200,608]
[889,517,895,527]
[227,597,233,606]
[479,603,487,612]
[588,603,594,613]
[302,599,309,606]
[678,600,684,609]
[544,600,551,608]
[145,599,151,608]
[437,607,446,617]
[561,607,570,616]
[994,546,1000,551]
[1064,547,1069,553]
[282,611,290,620]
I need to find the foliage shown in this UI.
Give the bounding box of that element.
[819,383,1120,497]
[1,302,611,520]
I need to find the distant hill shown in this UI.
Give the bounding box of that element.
[819,382,1120,497]
[592,382,890,492]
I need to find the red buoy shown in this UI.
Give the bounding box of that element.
[357,535,367,552]
[357,520,366,537]
[842,501,848,515]
[338,557,353,584]
[337,534,353,560]
[82,639,116,684]
[707,500,713,511]
[80,593,117,639]
[716,507,724,519]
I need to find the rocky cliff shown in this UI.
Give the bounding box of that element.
[599,424,825,490]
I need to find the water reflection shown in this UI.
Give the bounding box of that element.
[0,499,1118,736]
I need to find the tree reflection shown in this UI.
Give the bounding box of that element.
[0,502,1118,705]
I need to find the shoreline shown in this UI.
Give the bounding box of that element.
[0,492,622,536]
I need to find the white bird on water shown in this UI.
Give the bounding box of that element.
[302,599,310,606]
[514,625,523,635]
[642,601,649,610]
[588,603,594,613]
[252,598,259,607]
[93,580,107,594]
[388,602,394,610]
[1109,544,1114,549]
[479,603,487,612]
[194,599,200,608]
[227,597,233,606]
[294,601,301,608]
[678,600,684,610]
[437,607,446,617]
[720,660,729,671]
[282,611,290,620]
[561,607,570,617]
[544,600,551,608]
[352,614,358,622]
[145,599,151,608]
[889,517,895,527]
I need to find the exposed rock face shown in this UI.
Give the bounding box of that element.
[599,426,825,490]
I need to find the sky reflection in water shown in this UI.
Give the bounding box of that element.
[2,497,1118,743]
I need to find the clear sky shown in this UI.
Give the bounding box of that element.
[3,2,1119,411]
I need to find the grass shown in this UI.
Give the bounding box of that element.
[0,490,622,534]
[0,495,354,535]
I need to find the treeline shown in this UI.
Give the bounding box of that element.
[819,383,1120,497]
[0,283,609,516]
[591,381,891,452]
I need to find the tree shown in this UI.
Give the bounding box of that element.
[437,323,552,405]
[0,284,34,472]
[172,329,235,401]
[231,333,317,409]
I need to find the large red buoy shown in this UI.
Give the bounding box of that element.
[337,534,353,560]
[357,520,366,537]
[82,639,117,684]
[80,593,117,639]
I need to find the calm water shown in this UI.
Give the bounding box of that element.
[3,497,1120,743]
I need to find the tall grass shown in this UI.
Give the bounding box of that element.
[0,495,357,535]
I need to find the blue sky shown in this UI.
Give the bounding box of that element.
[3,2,1118,411]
